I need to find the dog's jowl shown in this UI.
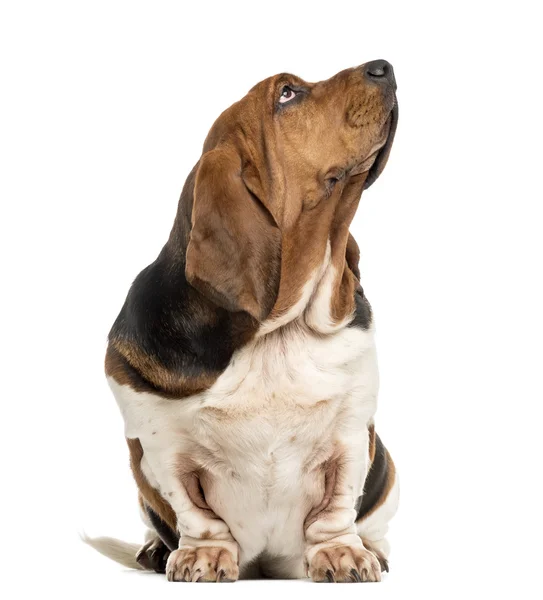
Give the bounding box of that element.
[85,60,399,582]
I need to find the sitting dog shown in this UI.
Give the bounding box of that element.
[85,59,399,583]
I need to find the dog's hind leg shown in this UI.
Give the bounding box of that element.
[135,494,176,573]
[356,433,399,573]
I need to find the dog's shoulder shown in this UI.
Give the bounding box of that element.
[106,250,257,399]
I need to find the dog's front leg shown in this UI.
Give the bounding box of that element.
[158,468,239,582]
[304,430,382,583]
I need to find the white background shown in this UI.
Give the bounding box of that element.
[1,1,542,598]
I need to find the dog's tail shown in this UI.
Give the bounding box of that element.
[81,533,144,570]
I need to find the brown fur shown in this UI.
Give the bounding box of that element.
[368,423,377,464]
[184,67,395,327]
[106,341,217,400]
[345,233,361,280]
[137,490,146,513]
[186,147,282,320]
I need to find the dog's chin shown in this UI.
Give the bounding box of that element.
[349,100,397,179]
[363,101,398,189]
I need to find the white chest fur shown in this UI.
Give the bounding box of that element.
[109,321,379,569]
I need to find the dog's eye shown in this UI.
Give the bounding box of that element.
[279,86,298,104]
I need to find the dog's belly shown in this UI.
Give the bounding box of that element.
[109,322,378,575]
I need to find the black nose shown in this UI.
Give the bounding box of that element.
[364,59,396,89]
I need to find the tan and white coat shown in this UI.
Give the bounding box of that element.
[85,60,400,583]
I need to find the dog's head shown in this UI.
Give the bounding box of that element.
[184,60,398,325]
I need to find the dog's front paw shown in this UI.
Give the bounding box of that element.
[166,546,239,582]
[308,544,382,582]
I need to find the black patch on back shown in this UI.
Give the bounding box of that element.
[110,249,254,380]
[355,433,388,520]
[146,505,180,552]
[348,287,373,330]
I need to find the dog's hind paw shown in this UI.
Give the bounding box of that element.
[136,537,170,573]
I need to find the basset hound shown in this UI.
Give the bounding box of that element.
[85,59,399,583]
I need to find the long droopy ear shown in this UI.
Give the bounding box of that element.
[345,232,361,281]
[185,146,281,321]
